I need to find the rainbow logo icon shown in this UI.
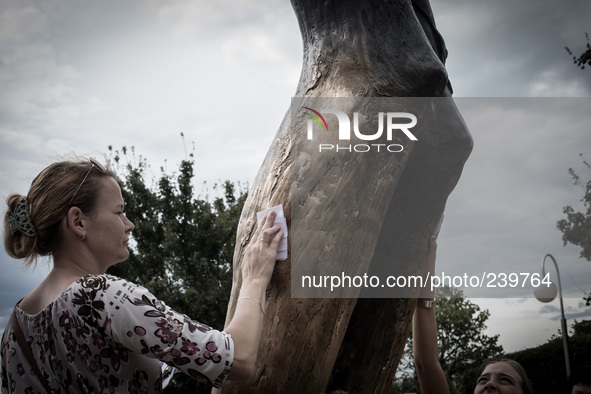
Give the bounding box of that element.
[303,107,329,131]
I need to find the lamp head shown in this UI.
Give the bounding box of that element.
[534,281,557,303]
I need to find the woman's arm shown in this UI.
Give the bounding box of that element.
[413,235,450,394]
[224,211,283,380]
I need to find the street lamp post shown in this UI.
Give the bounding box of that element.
[533,253,571,378]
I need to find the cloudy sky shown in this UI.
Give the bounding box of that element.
[1,0,591,358]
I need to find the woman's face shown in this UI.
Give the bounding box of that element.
[474,362,524,394]
[572,383,591,394]
[83,177,134,269]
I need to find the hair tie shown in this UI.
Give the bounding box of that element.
[7,198,36,238]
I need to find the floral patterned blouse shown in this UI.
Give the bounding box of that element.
[0,274,234,393]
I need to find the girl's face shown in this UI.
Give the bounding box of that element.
[474,362,524,394]
[572,383,591,394]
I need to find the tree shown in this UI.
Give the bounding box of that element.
[105,145,247,393]
[506,320,591,393]
[556,155,591,306]
[565,33,591,70]
[392,287,504,394]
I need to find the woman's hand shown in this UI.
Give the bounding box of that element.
[241,211,283,285]
[225,211,283,380]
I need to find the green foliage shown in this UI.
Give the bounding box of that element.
[565,33,591,70]
[556,155,591,306]
[106,145,247,393]
[435,287,504,389]
[392,287,503,394]
[506,320,591,394]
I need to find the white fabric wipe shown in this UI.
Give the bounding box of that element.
[256,204,288,261]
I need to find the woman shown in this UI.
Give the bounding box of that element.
[1,158,283,393]
[474,359,534,394]
[413,234,533,394]
[568,366,591,394]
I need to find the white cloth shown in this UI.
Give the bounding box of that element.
[257,204,289,261]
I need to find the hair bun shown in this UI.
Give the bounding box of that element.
[4,194,37,263]
[7,197,36,237]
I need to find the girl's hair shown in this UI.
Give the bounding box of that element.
[4,159,115,267]
[480,358,534,394]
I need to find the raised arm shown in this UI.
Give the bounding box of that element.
[224,211,283,380]
[413,235,450,394]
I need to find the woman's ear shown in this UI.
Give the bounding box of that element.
[65,206,86,239]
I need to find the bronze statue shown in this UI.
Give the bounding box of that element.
[216,0,473,392]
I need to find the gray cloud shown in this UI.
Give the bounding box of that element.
[552,308,591,321]
[436,98,591,300]
[540,304,561,314]
[432,0,591,96]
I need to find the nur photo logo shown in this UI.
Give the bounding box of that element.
[302,107,418,153]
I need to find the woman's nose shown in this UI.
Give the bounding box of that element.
[124,214,135,232]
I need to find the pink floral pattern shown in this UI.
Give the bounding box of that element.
[1,274,233,393]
